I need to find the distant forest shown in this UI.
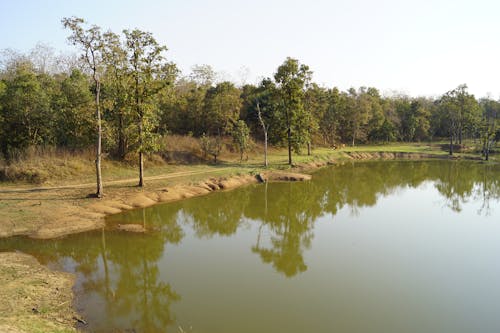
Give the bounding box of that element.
[1,18,498,163]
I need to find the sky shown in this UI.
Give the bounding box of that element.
[1,0,500,98]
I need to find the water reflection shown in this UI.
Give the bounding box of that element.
[1,160,500,333]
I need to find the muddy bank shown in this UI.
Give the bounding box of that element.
[0,252,77,333]
[21,172,317,238]
[258,171,312,182]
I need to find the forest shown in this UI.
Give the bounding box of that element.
[1,18,499,184]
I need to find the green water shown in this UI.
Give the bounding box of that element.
[2,160,500,333]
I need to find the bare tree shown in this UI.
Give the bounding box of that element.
[256,102,269,167]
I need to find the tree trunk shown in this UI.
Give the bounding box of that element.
[256,103,268,167]
[95,80,103,198]
[118,110,126,159]
[449,134,453,155]
[264,130,268,167]
[135,68,144,187]
[485,139,490,161]
[138,119,144,187]
[139,151,144,187]
[287,127,292,165]
[307,142,311,156]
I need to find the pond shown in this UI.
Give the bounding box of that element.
[2,160,500,333]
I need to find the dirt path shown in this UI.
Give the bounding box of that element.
[0,167,238,193]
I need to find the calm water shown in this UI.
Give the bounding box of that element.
[2,160,500,333]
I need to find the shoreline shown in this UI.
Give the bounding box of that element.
[0,151,482,240]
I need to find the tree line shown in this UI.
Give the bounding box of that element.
[1,17,499,195]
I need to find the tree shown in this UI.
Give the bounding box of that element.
[343,88,371,146]
[274,57,312,165]
[232,120,251,162]
[315,87,341,146]
[364,87,385,142]
[202,81,242,136]
[256,101,269,166]
[199,133,222,163]
[396,98,430,142]
[62,16,105,198]
[243,78,278,167]
[438,85,479,155]
[303,83,326,154]
[123,29,176,187]
[479,98,500,160]
[189,64,217,87]
[0,61,53,158]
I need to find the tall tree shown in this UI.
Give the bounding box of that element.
[123,29,176,187]
[62,16,105,198]
[303,83,325,154]
[438,85,479,155]
[274,57,312,165]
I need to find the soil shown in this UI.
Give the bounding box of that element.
[0,252,77,333]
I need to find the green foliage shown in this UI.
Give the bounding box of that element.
[101,30,132,158]
[0,61,53,158]
[438,84,480,154]
[55,69,94,148]
[231,120,251,162]
[203,81,242,136]
[1,19,498,166]
[396,98,431,142]
[274,57,312,163]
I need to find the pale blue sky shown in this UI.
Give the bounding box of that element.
[1,0,499,98]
